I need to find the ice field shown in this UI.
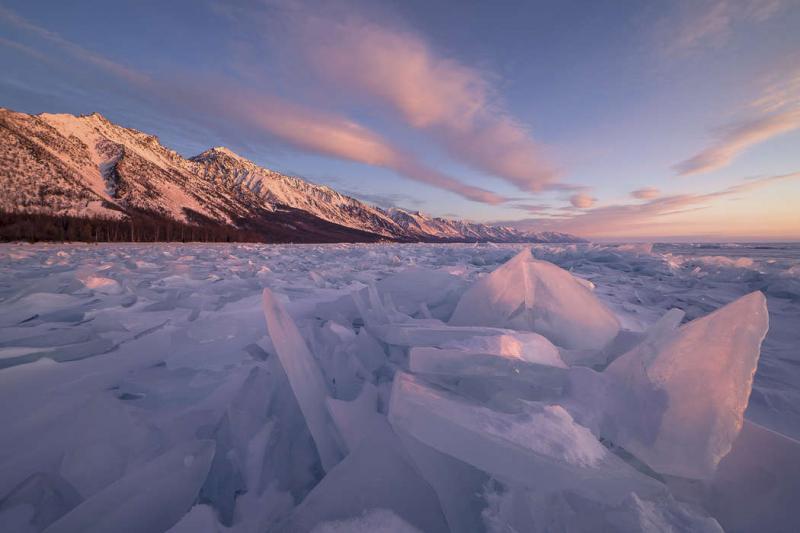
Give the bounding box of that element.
[0,242,799,532]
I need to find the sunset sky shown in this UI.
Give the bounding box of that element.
[1,0,799,240]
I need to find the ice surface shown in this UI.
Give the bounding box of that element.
[0,242,797,532]
[42,439,214,533]
[79,275,122,294]
[700,420,800,532]
[310,508,422,533]
[449,249,620,349]
[0,473,81,533]
[165,505,221,533]
[273,427,449,533]
[394,432,489,532]
[482,485,722,533]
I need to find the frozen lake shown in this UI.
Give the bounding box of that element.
[0,242,798,532]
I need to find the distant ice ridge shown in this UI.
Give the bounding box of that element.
[1,242,799,532]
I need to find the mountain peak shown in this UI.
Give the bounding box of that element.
[83,111,108,122]
[193,146,246,162]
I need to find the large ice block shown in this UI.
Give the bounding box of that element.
[410,347,567,385]
[388,372,660,500]
[441,331,566,367]
[569,292,769,480]
[449,249,620,349]
[367,321,505,347]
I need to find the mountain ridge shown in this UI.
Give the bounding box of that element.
[0,107,584,243]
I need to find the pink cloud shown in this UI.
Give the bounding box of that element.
[216,93,507,204]
[570,193,596,208]
[750,71,800,113]
[674,108,800,176]
[302,19,559,192]
[0,5,504,205]
[512,203,554,214]
[631,187,661,199]
[498,171,800,237]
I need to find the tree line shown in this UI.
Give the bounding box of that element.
[0,211,265,243]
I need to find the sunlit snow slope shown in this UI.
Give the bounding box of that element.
[0,107,582,244]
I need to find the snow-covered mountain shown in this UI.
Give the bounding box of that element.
[0,108,584,243]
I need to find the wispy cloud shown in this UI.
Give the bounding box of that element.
[659,0,782,55]
[337,190,425,209]
[498,171,800,237]
[631,187,661,199]
[0,6,150,86]
[511,203,555,214]
[0,35,51,63]
[177,88,508,204]
[675,110,800,176]
[675,68,800,176]
[0,5,505,205]
[298,16,559,192]
[750,71,800,113]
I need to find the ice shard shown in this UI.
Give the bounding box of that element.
[368,322,505,347]
[441,331,565,367]
[262,289,345,472]
[569,291,769,479]
[325,383,385,451]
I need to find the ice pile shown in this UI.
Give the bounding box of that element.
[255,248,793,532]
[1,243,799,533]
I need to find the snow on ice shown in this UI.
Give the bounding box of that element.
[0,242,799,532]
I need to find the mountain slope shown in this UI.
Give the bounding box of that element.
[0,108,584,243]
[190,147,403,238]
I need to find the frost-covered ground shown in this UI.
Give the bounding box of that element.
[0,242,798,532]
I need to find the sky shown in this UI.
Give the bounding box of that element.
[1,0,799,241]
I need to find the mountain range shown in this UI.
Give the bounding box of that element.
[0,107,583,243]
